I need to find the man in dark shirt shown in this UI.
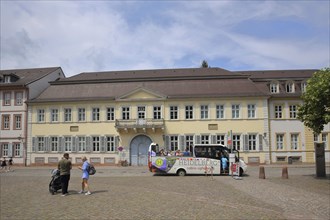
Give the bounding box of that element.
[58,153,72,196]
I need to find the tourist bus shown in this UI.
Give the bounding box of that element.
[148,143,247,176]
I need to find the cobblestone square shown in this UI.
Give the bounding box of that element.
[1,165,329,220]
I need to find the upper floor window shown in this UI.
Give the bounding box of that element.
[78,108,86,122]
[37,109,45,122]
[4,76,11,83]
[322,133,328,149]
[274,105,283,119]
[64,108,72,122]
[289,105,297,119]
[301,82,307,93]
[170,106,178,120]
[15,92,23,105]
[14,114,22,130]
[200,105,209,119]
[185,105,193,119]
[51,109,59,122]
[138,106,146,119]
[270,82,279,94]
[107,107,115,121]
[92,108,100,121]
[247,104,256,118]
[153,106,162,119]
[122,107,130,120]
[286,81,295,93]
[3,92,11,106]
[232,104,240,119]
[291,134,299,150]
[1,115,10,130]
[216,105,224,119]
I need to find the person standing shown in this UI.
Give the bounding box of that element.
[1,158,7,172]
[58,153,72,196]
[8,157,13,172]
[78,156,91,195]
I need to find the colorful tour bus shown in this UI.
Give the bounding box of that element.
[148,143,247,176]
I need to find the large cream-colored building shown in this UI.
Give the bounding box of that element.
[26,67,329,165]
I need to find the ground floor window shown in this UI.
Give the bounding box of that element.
[78,136,86,152]
[106,136,115,152]
[14,143,21,157]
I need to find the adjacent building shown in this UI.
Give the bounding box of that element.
[26,67,329,166]
[0,67,65,165]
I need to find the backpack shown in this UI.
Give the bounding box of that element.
[87,164,96,175]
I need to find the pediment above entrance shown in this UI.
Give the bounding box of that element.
[117,87,166,101]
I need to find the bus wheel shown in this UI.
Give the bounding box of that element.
[177,169,186,177]
[239,168,244,177]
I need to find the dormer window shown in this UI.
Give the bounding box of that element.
[301,82,307,93]
[286,81,295,93]
[4,75,11,83]
[270,81,279,94]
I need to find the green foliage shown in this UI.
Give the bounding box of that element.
[297,68,330,134]
[201,60,209,68]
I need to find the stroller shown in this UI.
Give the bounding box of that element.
[49,169,61,195]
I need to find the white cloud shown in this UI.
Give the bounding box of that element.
[0,1,329,76]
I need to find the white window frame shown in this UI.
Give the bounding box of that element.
[107,107,115,121]
[276,134,284,150]
[78,136,86,152]
[153,106,162,119]
[78,108,86,122]
[185,105,194,120]
[51,109,59,122]
[51,137,59,152]
[170,106,178,120]
[216,105,224,119]
[231,104,240,119]
[200,105,209,119]
[247,104,256,118]
[274,105,283,119]
[92,136,100,152]
[291,134,299,150]
[169,136,178,151]
[122,107,130,120]
[64,108,72,122]
[270,82,279,94]
[106,136,115,152]
[37,109,45,123]
[248,134,257,151]
[92,107,100,121]
[289,105,297,119]
[64,137,72,152]
[286,81,295,93]
[201,135,210,144]
[37,137,45,152]
[233,135,241,151]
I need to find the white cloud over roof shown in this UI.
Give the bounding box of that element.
[1,1,329,76]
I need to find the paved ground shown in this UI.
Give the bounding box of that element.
[0,165,329,220]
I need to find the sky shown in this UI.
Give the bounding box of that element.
[1,0,329,77]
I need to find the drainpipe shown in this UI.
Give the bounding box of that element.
[24,88,29,166]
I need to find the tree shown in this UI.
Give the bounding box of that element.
[297,68,330,134]
[201,60,209,68]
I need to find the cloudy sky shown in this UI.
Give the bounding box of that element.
[1,1,329,77]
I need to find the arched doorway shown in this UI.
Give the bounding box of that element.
[130,135,152,166]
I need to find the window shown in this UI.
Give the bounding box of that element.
[2,143,9,156]
[232,104,240,119]
[37,137,45,151]
[153,106,162,119]
[64,108,72,122]
[314,133,319,142]
[248,104,256,118]
[185,105,193,119]
[291,134,299,150]
[15,92,23,105]
[4,76,11,83]
[248,134,257,151]
[92,108,100,121]
[64,137,72,151]
[78,137,86,152]
[169,136,178,151]
[107,107,115,121]
[301,82,307,93]
[276,134,284,150]
[216,135,225,145]
[51,137,59,152]
[37,109,45,122]
[14,143,21,157]
[270,82,279,93]
[2,115,10,130]
[170,106,178,120]
[201,135,209,144]
[138,106,146,119]
[286,81,295,93]
[14,114,22,129]
[185,135,194,151]
[289,105,297,119]
[51,109,59,122]
[122,107,130,120]
[106,136,115,152]
[78,108,86,122]
[3,92,11,106]
[92,137,100,151]
[216,105,224,119]
[274,105,283,119]
[200,105,209,119]
[322,133,328,149]
[232,135,241,151]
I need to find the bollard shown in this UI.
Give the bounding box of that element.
[282,166,289,179]
[259,166,265,179]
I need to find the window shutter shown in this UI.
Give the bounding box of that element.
[165,136,170,150]
[244,135,249,151]
[86,136,91,152]
[100,136,105,153]
[115,136,120,150]
[59,137,64,152]
[32,137,36,152]
[20,142,23,157]
[211,135,216,144]
[179,135,184,150]
[195,135,201,144]
[45,137,50,152]
[259,134,263,151]
[8,143,13,157]
[72,136,77,152]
